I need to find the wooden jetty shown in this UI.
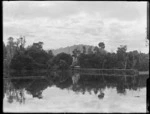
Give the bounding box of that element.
[138,71,149,75]
[71,67,139,77]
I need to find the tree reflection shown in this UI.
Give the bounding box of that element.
[5,80,26,104]
[4,72,51,103]
[52,73,147,97]
[3,71,148,103]
[98,90,105,99]
[26,79,50,99]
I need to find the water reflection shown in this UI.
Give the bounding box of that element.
[3,71,148,112]
[4,79,25,104]
[4,71,148,102]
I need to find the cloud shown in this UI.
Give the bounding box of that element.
[3,1,80,21]
[3,1,148,53]
[3,1,146,21]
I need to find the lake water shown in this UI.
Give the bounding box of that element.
[3,72,148,113]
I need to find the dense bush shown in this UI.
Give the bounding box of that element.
[48,52,73,70]
[4,37,149,71]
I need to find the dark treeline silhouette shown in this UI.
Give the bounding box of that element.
[3,36,149,75]
[78,45,149,71]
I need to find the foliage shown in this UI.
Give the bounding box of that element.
[78,43,148,71]
[116,45,127,69]
[10,53,35,71]
[87,46,93,54]
[47,52,72,70]
[26,46,49,65]
[4,37,149,72]
[98,42,105,49]
[10,40,53,71]
[72,48,81,57]
[82,46,86,54]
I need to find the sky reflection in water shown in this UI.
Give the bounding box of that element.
[3,72,148,113]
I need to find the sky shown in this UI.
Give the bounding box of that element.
[3,1,148,53]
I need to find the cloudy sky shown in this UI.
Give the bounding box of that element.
[3,1,148,53]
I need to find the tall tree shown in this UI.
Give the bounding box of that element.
[117,45,128,69]
[51,52,72,69]
[6,37,17,69]
[14,36,26,53]
[32,42,44,50]
[98,42,105,49]
[82,46,86,54]
[19,36,26,49]
[88,46,93,54]
[47,50,54,58]
[131,50,138,69]
[93,46,99,54]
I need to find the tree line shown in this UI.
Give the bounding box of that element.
[3,36,149,72]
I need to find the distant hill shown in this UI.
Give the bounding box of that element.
[51,44,96,55]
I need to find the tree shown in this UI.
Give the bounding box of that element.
[32,42,44,50]
[137,52,149,71]
[98,42,105,49]
[26,46,49,65]
[87,46,93,54]
[94,42,106,55]
[47,58,54,69]
[47,50,54,58]
[117,45,127,53]
[82,46,86,54]
[49,52,72,70]
[55,53,72,65]
[59,59,69,70]
[117,45,128,69]
[105,52,117,69]
[131,51,139,69]
[93,46,99,54]
[10,54,35,71]
[126,51,138,69]
[13,36,26,54]
[12,41,49,70]
[17,36,26,50]
[72,48,81,57]
[5,37,17,69]
[72,48,81,66]
[5,36,27,70]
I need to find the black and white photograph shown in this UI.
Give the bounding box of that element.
[3,1,149,113]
